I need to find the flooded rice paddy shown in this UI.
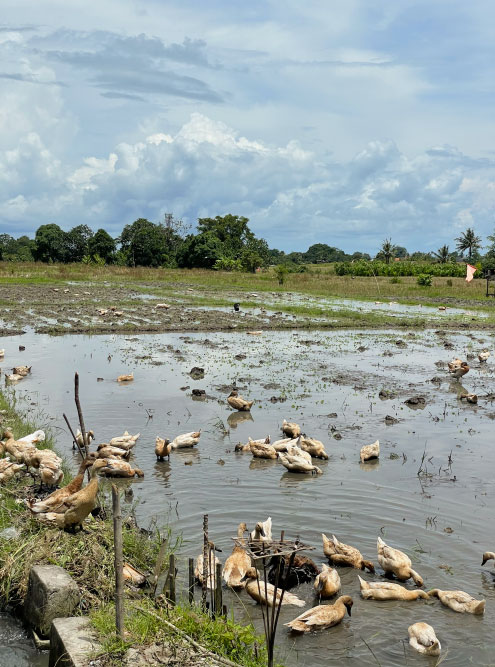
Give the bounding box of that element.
[2,327,495,666]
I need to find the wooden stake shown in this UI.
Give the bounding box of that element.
[214,562,222,617]
[168,554,176,605]
[202,514,208,610]
[74,372,89,457]
[112,484,124,638]
[63,413,85,461]
[188,558,194,604]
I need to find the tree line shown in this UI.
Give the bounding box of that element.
[1,215,494,271]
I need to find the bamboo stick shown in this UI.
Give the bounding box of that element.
[168,554,176,605]
[202,514,208,610]
[112,484,124,638]
[214,562,222,616]
[74,372,89,456]
[188,557,194,603]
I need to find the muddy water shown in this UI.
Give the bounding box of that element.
[1,328,495,666]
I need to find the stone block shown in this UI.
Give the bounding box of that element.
[24,564,80,636]
[49,616,100,667]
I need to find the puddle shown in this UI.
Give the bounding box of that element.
[1,328,495,665]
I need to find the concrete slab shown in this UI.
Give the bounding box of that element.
[49,616,100,667]
[24,565,80,636]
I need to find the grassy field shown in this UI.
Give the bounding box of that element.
[0,260,492,304]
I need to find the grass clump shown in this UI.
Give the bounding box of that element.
[0,389,176,611]
[91,597,276,667]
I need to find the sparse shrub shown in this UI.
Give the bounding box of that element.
[274,264,289,285]
[417,274,432,286]
[446,279,453,287]
[390,277,401,284]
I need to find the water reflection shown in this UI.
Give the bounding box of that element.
[227,411,254,429]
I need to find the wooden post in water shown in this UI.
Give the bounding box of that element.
[168,554,176,605]
[202,514,208,610]
[214,562,222,617]
[188,558,195,604]
[74,372,89,457]
[112,485,124,639]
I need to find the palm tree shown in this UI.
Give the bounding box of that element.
[432,245,450,263]
[455,228,481,259]
[380,238,395,265]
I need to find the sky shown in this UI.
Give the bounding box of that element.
[1,0,495,254]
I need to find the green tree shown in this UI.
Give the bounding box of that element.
[455,227,481,259]
[304,244,349,263]
[432,245,450,263]
[34,224,67,262]
[394,246,408,259]
[119,218,169,267]
[161,213,190,265]
[177,232,224,269]
[65,224,94,263]
[376,238,396,264]
[197,214,253,259]
[88,229,116,263]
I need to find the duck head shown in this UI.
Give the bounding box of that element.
[481,551,495,566]
[240,567,258,582]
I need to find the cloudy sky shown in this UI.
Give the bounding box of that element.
[1,1,494,253]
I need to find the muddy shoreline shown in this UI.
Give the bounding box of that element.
[2,282,494,335]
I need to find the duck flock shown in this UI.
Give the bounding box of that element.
[0,346,493,660]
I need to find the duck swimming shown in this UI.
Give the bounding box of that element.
[408,623,441,656]
[279,452,322,474]
[171,431,201,449]
[428,588,485,614]
[282,420,301,438]
[227,390,253,411]
[360,440,379,463]
[322,534,375,572]
[358,576,429,601]
[241,568,305,607]
[285,596,353,633]
[377,537,424,586]
[299,437,329,460]
[314,563,341,598]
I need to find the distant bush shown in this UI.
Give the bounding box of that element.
[417,274,432,286]
[213,257,242,272]
[446,279,453,287]
[390,277,401,284]
[334,260,468,278]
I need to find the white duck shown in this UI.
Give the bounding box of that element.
[377,537,423,586]
[279,452,322,475]
[408,623,441,656]
[171,431,201,449]
[360,440,379,463]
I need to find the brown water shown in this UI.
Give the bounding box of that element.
[2,328,495,666]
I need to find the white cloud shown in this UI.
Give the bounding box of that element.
[1,110,495,252]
